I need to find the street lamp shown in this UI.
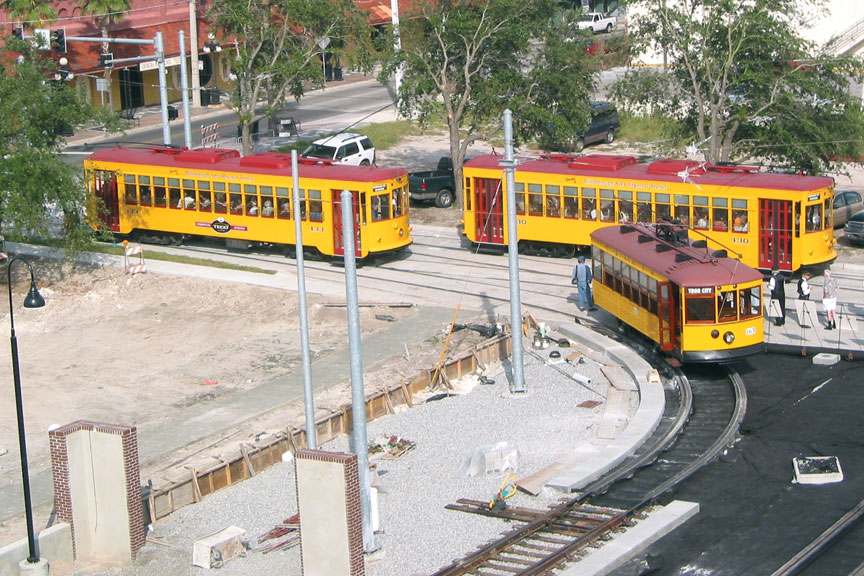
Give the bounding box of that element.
[6,257,46,568]
[202,33,221,53]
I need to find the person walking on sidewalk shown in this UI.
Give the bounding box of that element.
[797,272,811,300]
[768,266,786,326]
[571,255,596,312]
[822,269,838,330]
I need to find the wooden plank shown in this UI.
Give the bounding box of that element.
[601,365,637,391]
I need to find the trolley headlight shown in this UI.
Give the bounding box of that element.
[723,331,735,344]
[711,329,720,339]
[399,228,404,237]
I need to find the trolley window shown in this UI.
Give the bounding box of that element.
[806,204,822,232]
[528,183,543,216]
[685,287,715,323]
[260,186,274,217]
[582,188,597,220]
[717,290,737,322]
[244,184,259,216]
[138,176,151,206]
[169,178,181,210]
[824,198,832,229]
[372,192,391,221]
[182,179,196,210]
[655,193,671,223]
[546,185,561,218]
[308,189,323,222]
[564,186,579,219]
[732,199,748,232]
[636,192,651,223]
[600,189,615,222]
[213,182,227,213]
[153,177,167,208]
[515,182,526,215]
[124,175,137,205]
[693,196,709,229]
[712,198,729,231]
[674,194,690,225]
[276,188,290,219]
[739,286,761,319]
[619,190,633,223]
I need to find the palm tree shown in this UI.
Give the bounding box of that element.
[79,0,131,109]
[2,0,57,31]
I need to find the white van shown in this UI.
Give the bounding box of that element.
[301,133,376,166]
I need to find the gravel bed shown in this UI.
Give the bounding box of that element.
[57,334,621,576]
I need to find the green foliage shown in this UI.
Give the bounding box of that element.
[379,0,596,206]
[617,0,864,172]
[0,40,103,250]
[208,0,376,155]
[1,0,56,25]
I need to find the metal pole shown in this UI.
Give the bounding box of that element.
[292,151,316,449]
[188,0,202,108]
[502,109,526,393]
[179,31,192,148]
[341,189,374,552]
[155,32,171,146]
[7,257,46,570]
[390,0,402,103]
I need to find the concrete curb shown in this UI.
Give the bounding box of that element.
[545,321,665,492]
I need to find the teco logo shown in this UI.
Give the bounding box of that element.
[211,217,231,234]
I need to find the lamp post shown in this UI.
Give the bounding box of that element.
[6,257,46,571]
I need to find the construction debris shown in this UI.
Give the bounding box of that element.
[192,525,247,568]
[369,435,416,460]
[257,514,301,554]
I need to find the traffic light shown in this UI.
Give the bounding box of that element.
[99,53,113,67]
[12,27,23,40]
[51,28,66,53]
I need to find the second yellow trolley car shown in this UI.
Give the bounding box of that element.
[84,146,412,259]
[591,223,765,363]
[463,153,836,273]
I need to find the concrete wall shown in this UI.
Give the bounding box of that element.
[0,524,73,576]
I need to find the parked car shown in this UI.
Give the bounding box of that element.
[843,210,864,245]
[409,157,459,208]
[543,102,620,153]
[832,190,864,228]
[301,133,375,166]
[576,12,617,33]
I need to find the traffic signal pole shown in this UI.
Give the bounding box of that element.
[55,32,173,146]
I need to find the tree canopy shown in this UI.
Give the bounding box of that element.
[614,0,864,172]
[207,0,375,155]
[0,39,103,248]
[380,0,597,207]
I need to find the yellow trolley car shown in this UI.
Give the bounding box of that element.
[462,153,836,273]
[84,146,412,259]
[591,223,765,363]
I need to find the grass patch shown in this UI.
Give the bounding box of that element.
[619,112,680,147]
[18,237,277,275]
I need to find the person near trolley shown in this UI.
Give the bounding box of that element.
[797,272,811,300]
[571,255,596,312]
[822,269,838,330]
[768,266,786,326]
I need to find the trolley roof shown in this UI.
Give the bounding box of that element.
[591,224,764,287]
[465,154,834,192]
[85,146,407,182]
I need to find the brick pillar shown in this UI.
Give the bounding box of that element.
[49,421,145,561]
[295,449,364,576]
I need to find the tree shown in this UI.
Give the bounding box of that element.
[614,0,864,172]
[380,0,596,208]
[79,0,132,110]
[207,0,374,156]
[1,0,56,28]
[0,39,104,249]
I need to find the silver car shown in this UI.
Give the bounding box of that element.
[832,190,864,228]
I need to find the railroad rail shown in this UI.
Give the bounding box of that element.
[430,361,746,575]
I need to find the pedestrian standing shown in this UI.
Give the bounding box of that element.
[822,269,838,330]
[768,266,786,326]
[571,255,596,312]
[797,272,811,300]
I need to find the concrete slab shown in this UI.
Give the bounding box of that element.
[557,500,700,576]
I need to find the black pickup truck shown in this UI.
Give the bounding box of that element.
[408,156,457,208]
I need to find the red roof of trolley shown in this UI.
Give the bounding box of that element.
[86,147,407,182]
[591,224,764,288]
[464,153,834,192]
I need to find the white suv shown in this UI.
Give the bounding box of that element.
[302,133,376,166]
